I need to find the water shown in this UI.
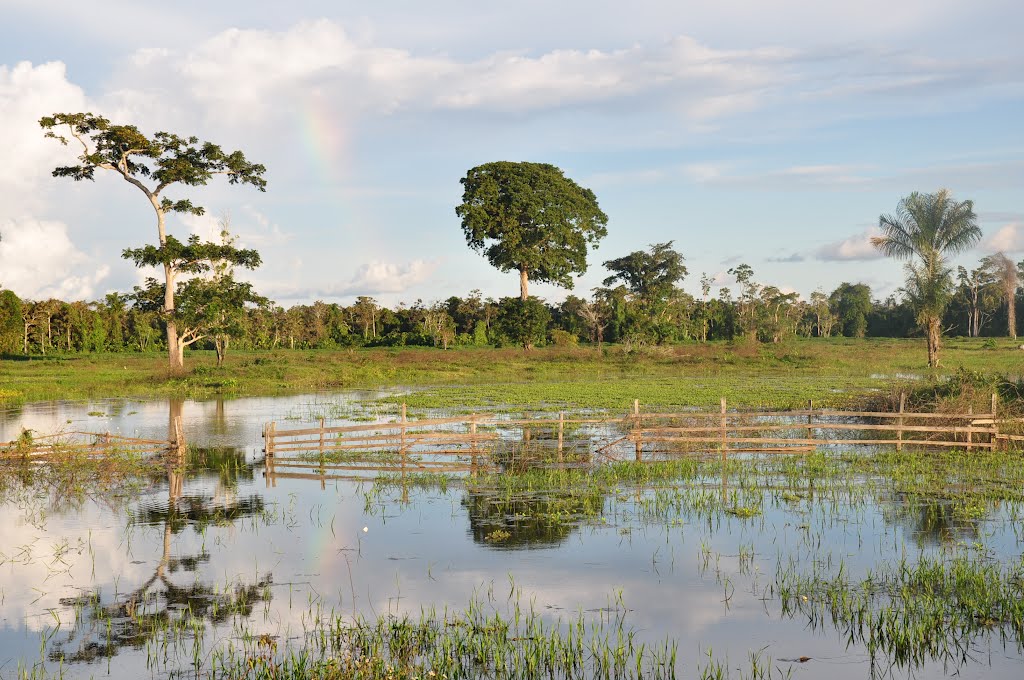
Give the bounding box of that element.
[2,394,1023,678]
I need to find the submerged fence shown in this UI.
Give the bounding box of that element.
[261,394,1018,483]
[0,417,185,461]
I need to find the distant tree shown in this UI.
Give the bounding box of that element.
[757,286,800,343]
[954,263,998,337]
[456,161,608,299]
[494,297,551,350]
[872,189,981,367]
[422,304,457,350]
[728,264,760,338]
[983,253,1019,339]
[40,112,266,371]
[602,242,687,301]
[809,290,837,337]
[576,297,610,347]
[351,296,380,340]
[829,283,873,338]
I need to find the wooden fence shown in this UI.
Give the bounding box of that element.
[0,416,185,461]
[261,394,1017,484]
[0,430,176,460]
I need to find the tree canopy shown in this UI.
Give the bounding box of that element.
[602,241,687,302]
[456,161,608,300]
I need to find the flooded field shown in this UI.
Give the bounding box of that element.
[2,393,1024,679]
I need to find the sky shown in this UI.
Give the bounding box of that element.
[0,0,1022,307]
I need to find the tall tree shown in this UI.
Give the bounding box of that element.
[456,161,608,300]
[872,189,981,367]
[982,253,1019,339]
[40,112,266,371]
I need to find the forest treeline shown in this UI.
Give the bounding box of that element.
[2,254,1020,358]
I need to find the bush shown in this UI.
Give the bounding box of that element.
[549,329,578,347]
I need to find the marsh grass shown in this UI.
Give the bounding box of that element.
[4,337,1024,410]
[211,593,679,680]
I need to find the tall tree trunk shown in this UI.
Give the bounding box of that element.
[167,321,183,371]
[215,336,226,367]
[519,266,529,301]
[1009,296,1017,340]
[926,316,941,368]
[152,200,182,372]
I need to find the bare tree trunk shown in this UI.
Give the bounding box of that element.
[1009,296,1017,340]
[167,321,183,371]
[173,335,185,370]
[519,266,529,301]
[215,336,226,367]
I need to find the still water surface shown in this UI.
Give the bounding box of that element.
[1,394,1022,678]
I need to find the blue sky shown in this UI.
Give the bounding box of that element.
[1,1,1022,306]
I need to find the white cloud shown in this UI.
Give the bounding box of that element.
[0,61,88,213]
[985,223,1024,253]
[116,22,792,123]
[336,259,440,296]
[0,218,109,299]
[816,226,884,261]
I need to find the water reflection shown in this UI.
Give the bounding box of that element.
[46,444,271,667]
[3,394,1024,679]
[462,488,606,549]
[880,493,985,546]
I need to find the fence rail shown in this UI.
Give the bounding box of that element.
[261,393,1019,483]
[0,430,177,460]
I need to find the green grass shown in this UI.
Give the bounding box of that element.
[2,337,1022,410]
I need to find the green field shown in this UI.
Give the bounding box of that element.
[2,336,1020,411]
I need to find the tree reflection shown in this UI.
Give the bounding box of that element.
[45,404,270,666]
[880,492,985,546]
[462,489,606,549]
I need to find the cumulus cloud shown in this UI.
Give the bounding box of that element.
[115,21,792,123]
[984,223,1024,253]
[0,218,109,299]
[0,61,89,213]
[336,259,440,296]
[816,226,884,261]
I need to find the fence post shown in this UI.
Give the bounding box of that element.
[807,399,814,450]
[896,393,905,452]
[470,413,479,475]
[992,392,1000,451]
[633,399,642,462]
[558,412,565,463]
[720,397,728,503]
[318,417,325,456]
[720,397,728,461]
[267,421,276,488]
[400,403,408,459]
[966,406,973,452]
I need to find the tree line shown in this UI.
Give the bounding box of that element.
[2,253,1020,359]
[7,114,1014,369]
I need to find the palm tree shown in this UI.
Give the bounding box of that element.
[872,190,981,367]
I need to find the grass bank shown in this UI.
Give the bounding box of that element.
[2,337,1021,410]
